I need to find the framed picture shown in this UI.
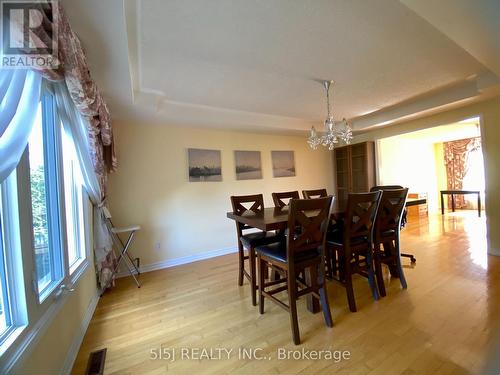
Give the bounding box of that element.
[234,151,262,180]
[188,148,222,182]
[271,151,296,178]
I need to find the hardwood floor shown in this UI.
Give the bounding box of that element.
[72,212,500,374]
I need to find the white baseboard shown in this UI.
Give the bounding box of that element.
[60,290,100,375]
[117,246,238,278]
[488,248,500,256]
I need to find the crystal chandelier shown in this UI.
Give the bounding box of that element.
[307,80,353,150]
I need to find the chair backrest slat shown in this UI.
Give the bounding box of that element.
[231,194,264,215]
[370,185,408,228]
[287,197,333,259]
[373,188,408,242]
[302,189,328,199]
[230,194,265,236]
[344,192,381,243]
[272,191,300,208]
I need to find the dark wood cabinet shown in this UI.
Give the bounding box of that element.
[333,141,376,209]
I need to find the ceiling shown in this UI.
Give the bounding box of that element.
[382,118,481,143]
[62,0,500,134]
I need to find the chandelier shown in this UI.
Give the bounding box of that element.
[307,80,353,150]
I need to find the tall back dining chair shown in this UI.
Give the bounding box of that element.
[327,191,381,312]
[372,188,409,296]
[101,206,141,292]
[302,189,328,199]
[230,194,281,306]
[370,185,415,263]
[255,196,334,344]
[302,188,335,275]
[272,191,300,208]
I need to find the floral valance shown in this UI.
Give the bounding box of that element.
[19,2,117,197]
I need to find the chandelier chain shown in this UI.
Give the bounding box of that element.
[326,82,331,119]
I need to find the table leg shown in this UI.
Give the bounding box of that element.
[441,192,445,214]
[305,267,320,313]
[478,193,481,217]
[451,194,455,212]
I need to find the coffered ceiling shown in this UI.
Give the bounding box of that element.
[63,0,500,134]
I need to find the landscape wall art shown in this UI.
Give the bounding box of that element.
[234,150,262,180]
[271,150,296,177]
[188,148,222,182]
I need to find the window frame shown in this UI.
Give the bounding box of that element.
[0,172,28,357]
[0,192,13,340]
[28,93,65,302]
[61,125,88,278]
[26,87,90,303]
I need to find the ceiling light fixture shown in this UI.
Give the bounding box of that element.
[308,80,353,150]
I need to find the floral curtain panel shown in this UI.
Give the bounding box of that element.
[443,137,481,209]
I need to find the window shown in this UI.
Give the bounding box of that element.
[28,96,64,299]
[0,82,90,360]
[26,89,89,301]
[61,126,86,274]
[462,145,485,193]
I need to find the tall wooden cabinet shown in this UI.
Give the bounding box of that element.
[333,141,376,209]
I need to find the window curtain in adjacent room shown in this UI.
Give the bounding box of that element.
[6,2,118,288]
[443,137,481,209]
[0,69,42,183]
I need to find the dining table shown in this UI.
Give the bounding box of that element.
[226,197,426,314]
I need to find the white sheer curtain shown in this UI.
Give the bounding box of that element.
[0,69,42,183]
[52,82,113,286]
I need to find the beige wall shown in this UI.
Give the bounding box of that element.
[356,95,500,255]
[106,122,334,267]
[434,143,447,203]
[377,137,440,212]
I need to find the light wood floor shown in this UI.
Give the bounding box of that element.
[72,212,500,374]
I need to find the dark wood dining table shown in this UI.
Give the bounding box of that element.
[226,198,426,313]
[226,198,426,231]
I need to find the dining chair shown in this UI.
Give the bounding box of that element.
[230,194,282,306]
[370,185,415,263]
[372,188,409,297]
[326,191,381,312]
[302,189,328,199]
[302,188,336,276]
[256,196,334,345]
[272,191,300,208]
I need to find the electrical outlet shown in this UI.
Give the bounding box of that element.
[155,241,161,250]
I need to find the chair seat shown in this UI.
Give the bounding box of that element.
[381,229,395,236]
[376,229,396,239]
[326,230,367,247]
[240,231,282,249]
[255,242,320,263]
[111,225,141,233]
